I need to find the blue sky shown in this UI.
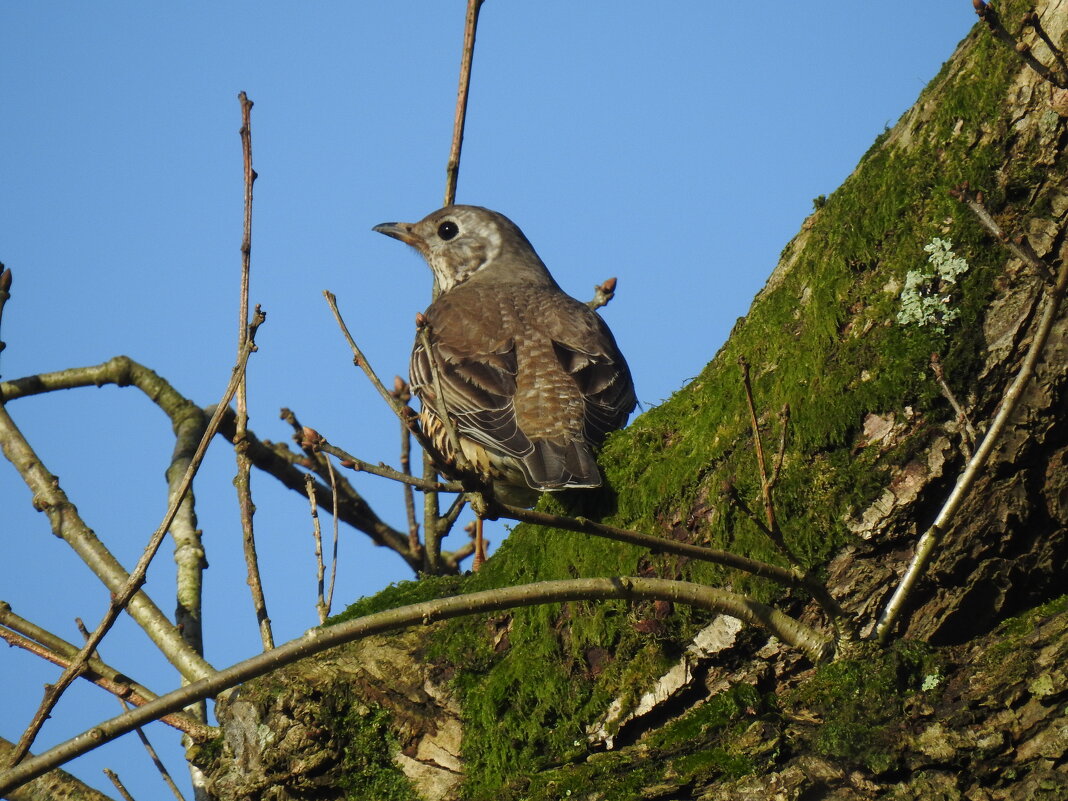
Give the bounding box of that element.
[1,3,976,797]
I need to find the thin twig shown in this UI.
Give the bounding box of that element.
[234,92,273,651]
[324,456,340,619]
[395,376,421,555]
[324,291,415,422]
[0,266,11,383]
[877,239,1068,642]
[949,184,1056,282]
[118,698,187,801]
[305,473,328,625]
[0,576,832,793]
[930,353,976,459]
[737,357,799,565]
[6,317,263,766]
[103,769,136,801]
[443,0,485,207]
[0,626,211,740]
[316,438,462,493]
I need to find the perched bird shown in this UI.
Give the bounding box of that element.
[374,205,636,564]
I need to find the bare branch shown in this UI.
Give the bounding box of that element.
[737,356,800,565]
[930,353,976,459]
[233,92,273,651]
[7,318,263,765]
[0,576,831,794]
[103,769,136,801]
[948,183,1056,282]
[443,0,485,208]
[118,698,187,801]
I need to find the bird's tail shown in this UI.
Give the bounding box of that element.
[522,439,603,491]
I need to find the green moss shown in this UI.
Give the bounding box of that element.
[785,641,939,774]
[337,705,420,801]
[983,594,1068,669]
[488,682,772,801]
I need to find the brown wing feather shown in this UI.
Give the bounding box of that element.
[411,283,635,490]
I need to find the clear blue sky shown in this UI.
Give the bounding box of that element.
[1,3,975,797]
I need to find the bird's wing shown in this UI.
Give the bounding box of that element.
[539,295,637,446]
[411,292,534,464]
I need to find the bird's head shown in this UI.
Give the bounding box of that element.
[373,205,555,293]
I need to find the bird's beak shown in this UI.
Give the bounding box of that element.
[373,222,425,252]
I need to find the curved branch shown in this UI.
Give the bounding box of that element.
[0,576,831,793]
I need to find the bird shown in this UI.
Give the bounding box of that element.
[373,205,636,566]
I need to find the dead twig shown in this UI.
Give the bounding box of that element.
[737,356,800,565]
[234,92,273,651]
[930,353,977,459]
[949,183,1056,282]
[443,0,485,208]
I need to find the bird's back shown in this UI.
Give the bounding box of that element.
[412,279,634,492]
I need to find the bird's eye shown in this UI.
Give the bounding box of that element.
[437,221,459,241]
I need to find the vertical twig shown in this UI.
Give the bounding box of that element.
[0,266,11,389]
[305,473,328,624]
[324,457,340,618]
[120,701,187,801]
[235,91,273,650]
[737,357,797,563]
[443,0,485,208]
[395,376,422,559]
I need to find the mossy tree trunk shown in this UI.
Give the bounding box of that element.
[197,2,1068,798]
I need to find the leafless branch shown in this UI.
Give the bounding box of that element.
[0,575,831,793]
[103,769,136,801]
[234,92,273,651]
[930,353,977,459]
[118,698,187,801]
[443,0,485,207]
[737,356,799,565]
[6,316,262,765]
